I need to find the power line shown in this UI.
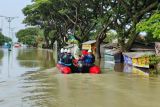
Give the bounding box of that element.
[0,15,18,39]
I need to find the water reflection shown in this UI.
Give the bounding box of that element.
[17,48,55,69]
[0,48,56,76]
[0,49,4,74]
[0,48,56,107]
[20,71,160,107]
[0,48,160,107]
[0,49,4,62]
[0,48,55,79]
[101,61,149,77]
[100,61,124,72]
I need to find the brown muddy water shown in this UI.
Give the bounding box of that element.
[0,48,160,107]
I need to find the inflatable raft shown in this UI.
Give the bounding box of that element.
[56,63,100,74]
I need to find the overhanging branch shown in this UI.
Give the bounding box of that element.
[138,1,158,19]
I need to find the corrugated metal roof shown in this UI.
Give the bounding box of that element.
[82,40,96,44]
[103,43,118,49]
[104,49,121,55]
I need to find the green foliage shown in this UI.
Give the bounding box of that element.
[148,55,160,75]
[104,30,117,43]
[0,32,12,46]
[149,55,160,65]
[22,0,159,50]
[16,27,44,46]
[137,12,160,39]
[68,39,78,44]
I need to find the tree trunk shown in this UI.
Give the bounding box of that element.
[126,22,137,51]
[44,29,49,48]
[126,32,137,51]
[96,38,101,59]
[95,26,110,58]
[50,39,55,49]
[117,29,126,52]
[118,38,125,51]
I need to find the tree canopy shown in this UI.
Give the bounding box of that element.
[16,27,44,46]
[0,32,12,46]
[21,0,159,57]
[137,12,160,39]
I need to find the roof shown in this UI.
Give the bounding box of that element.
[103,43,118,49]
[131,41,155,51]
[82,40,96,45]
[104,49,121,55]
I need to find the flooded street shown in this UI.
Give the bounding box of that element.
[0,48,160,107]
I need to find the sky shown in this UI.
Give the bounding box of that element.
[0,0,32,41]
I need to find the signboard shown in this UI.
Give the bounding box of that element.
[82,44,91,50]
[132,57,149,68]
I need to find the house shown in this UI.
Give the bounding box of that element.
[102,43,122,63]
[130,41,155,52]
[82,40,96,55]
[123,52,155,68]
[103,49,122,63]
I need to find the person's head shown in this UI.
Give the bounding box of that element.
[60,48,64,53]
[64,49,68,53]
[82,50,88,55]
[88,49,92,54]
[67,49,71,54]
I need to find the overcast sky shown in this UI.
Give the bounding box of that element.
[0,0,31,41]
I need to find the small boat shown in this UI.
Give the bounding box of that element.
[56,63,100,74]
[56,63,72,74]
[89,65,101,74]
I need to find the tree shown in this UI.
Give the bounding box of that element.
[0,32,11,46]
[137,12,160,39]
[16,27,42,46]
[21,0,159,58]
[108,0,159,51]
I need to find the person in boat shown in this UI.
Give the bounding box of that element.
[80,50,88,63]
[75,50,88,72]
[63,49,74,66]
[63,49,76,72]
[58,48,64,64]
[87,49,95,65]
[61,49,68,63]
[76,55,84,73]
[82,49,95,73]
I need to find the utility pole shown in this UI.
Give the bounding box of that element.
[5,16,18,39]
[11,27,16,43]
[0,16,4,33]
[0,15,18,39]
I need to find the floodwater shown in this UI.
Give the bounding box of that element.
[0,48,160,107]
